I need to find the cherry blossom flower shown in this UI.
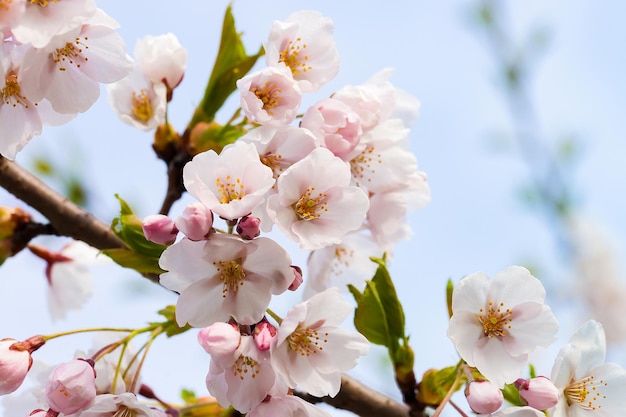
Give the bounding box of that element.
[11,0,97,48]
[84,333,139,395]
[272,288,369,397]
[304,231,381,298]
[142,214,177,245]
[159,234,293,327]
[0,360,50,416]
[20,10,133,115]
[447,266,558,387]
[175,203,214,241]
[183,141,275,221]
[465,380,503,414]
[514,377,559,411]
[247,394,332,417]
[45,359,96,414]
[551,320,626,417]
[265,10,339,92]
[0,339,32,395]
[106,64,167,131]
[134,32,187,92]
[29,241,111,321]
[205,332,275,413]
[0,0,25,33]
[479,407,546,417]
[77,393,152,417]
[300,98,362,161]
[237,65,301,126]
[266,147,369,250]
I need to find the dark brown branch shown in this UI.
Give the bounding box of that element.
[296,374,425,417]
[159,149,192,215]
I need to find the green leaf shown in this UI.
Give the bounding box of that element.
[370,256,406,345]
[107,195,167,274]
[154,305,192,337]
[417,366,461,406]
[348,282,391,347]
[502,382,524,406]
[194,5,264,124]
[181,388,197,403]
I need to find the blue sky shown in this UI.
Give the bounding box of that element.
[1,1,625,415]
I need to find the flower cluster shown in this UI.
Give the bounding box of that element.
[0,0,133,159]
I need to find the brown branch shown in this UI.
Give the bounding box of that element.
[296,374,426,417]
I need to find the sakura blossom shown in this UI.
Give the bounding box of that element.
[247,394,333,417]
[45,359,96,414]
[237,65,301,126]
[205,332,275,413]
[0,339,32,395]
[106,64,167,131]
[10,0,97,48]
[183,141,275,221]
[175,203,214,241]
[479,407,546,417]
[300,97,362,161]
[77,392,153,417]
[266,147,370,250]
[20,10,133,115]
[447,266,558,387]
[272,288,369,397]
[265,10,339,92]
[142,214,178,245]
[159,234,293,326]
[514,376,559,411]
[551,320,626,417]
[134,32,187,91]
[0,0,25,33]
[465,380,503,414]
[304,231,381,298]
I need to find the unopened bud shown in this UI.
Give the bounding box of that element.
[253,320,277,351]
[175,203,213,241]
[45,359,96,414]
[0,207,33,264]
[142,214,178,245]
[237,216,261,240]
[0,338,33,395]
[515,376,560,410]
[289,266,303,291]
[197,322,240,360]
[465,380,503,414]
[153,122,181,161]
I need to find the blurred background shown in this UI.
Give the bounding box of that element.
[1,1,625,415]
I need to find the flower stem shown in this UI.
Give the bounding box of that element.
[43,327,135,341]
[266,308,282,324]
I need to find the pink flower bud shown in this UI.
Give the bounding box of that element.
[253,320,277,351]
[465,380,503,414]
[175,203,213,241]
[236,216,261,240]
[142,214,178,245]
[0,338,32,395]
[45,358,96,414]
[515,376,560,410]
[288,265,303,291]
[28,410,47,417]
[197,322,240,359]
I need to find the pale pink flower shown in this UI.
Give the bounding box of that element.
[447,266,558,387]
[236,216,260,240]
[304,231,381,298]
[0,360,50,415]
[175,203,213,241]
[272,288,369,397]
[159,234,293,327]
[514,377,559,411]
[247,394,332,417]
[0,339,32,395]
[134,33,187,91]
[0,42,43,160]
[266,147,369,250]
[0,0,25,33]
[45,359,96,414]
[237,65,301,126]
[265,10,339,92]
[551,320,626,417]
[142,214,177,245]
[479,407,546,417]
[77,393,152,417]
[20,10,133,114]
[106,64,167,131]
[197,322,240,361]
[465,380,503,414]
[183,141,275,221]
[84,333,138,394]
[11,0,96,48]
[300,98,362,161]
[253,320,276,351]
[205,334,275,413]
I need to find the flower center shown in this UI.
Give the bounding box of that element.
[260,152,286,179]
[113,406,137,417]
[287,324,328,356]
[2,73,33,109]
[130,89,153,123]
[0,0,13,12]
[232,354,260,380]
[331,246,353,275]
[215,175,246,204]
[29,0,59,6]
[477,301,513,338]
[53,37,89,71]
[350,145,382,188]
[279,37,312,77]
[294,187,328,221]
[214,258,245,297]
[564,375,607,411]
[252,81,282,115]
